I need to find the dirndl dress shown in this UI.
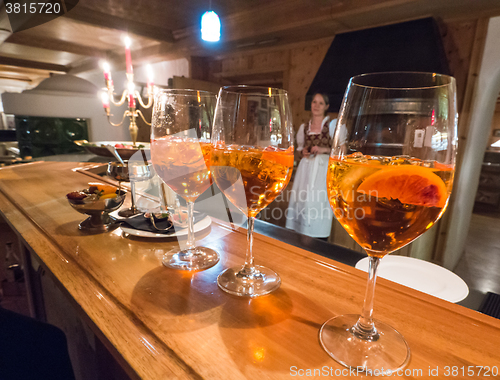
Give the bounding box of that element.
[286,117,337,238]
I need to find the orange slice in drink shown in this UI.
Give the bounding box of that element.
[357,165,448,208]
[262,147,294,168]
[433,161,454,171]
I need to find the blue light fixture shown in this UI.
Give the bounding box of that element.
[201,10,221,42]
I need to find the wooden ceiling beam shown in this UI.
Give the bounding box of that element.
[124,43,180,66]
[63,5,175,43]
[67,57,100,75]
[6,34,107,58]
[61,0,500,77]
[173,0,500,57]
[0,56,68,73]
[165,0,403,61]
[0,74,33,82]
[0,64,56,76]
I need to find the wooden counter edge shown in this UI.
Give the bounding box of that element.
[0,189,204,380]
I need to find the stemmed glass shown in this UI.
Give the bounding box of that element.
[320,72,457,373]
[107,160,141,217]
[211,86,294,297]
[151,89,219,271]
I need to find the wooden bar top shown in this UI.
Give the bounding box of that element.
[1,161,499,379]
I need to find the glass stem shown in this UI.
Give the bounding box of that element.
[241,216,255,274]
[130,181,137,212]
[186,201,196,250]
[353,255,380,341]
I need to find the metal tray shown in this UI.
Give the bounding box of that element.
[74,140,150,160]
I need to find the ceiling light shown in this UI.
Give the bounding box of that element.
[201,11,221,42]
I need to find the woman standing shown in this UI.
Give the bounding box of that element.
[286,93,344,238]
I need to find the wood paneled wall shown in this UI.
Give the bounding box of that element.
[207,38,334,133]
[287,39,335,129]
[439,18,480,113]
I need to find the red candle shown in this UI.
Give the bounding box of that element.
[129,93,136,108]
[103,61,113,90]
[101,92,110,109]
[103,61,111,80]
[124,36,133,74]
[128,81,136,108]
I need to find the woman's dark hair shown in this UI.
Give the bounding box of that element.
[311,92,329,106]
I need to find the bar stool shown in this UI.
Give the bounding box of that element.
[0,307,75,380]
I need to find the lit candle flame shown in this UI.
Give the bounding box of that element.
[124,35,132,48]
[146,64,154,88]
[127,81,135,94]
[103,61,110,74]
[102,61,112,83]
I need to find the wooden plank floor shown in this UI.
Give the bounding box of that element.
[454,212,500,307]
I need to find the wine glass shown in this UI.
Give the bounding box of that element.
[150,89,219,271]
[107,160,141,217]
[320,72,457,373]
[211,85,294,297]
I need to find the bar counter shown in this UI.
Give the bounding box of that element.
[0,161,499,379]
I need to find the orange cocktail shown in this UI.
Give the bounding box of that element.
[211,145,294,217]
[327,153,454,258]
[211,85,293,297]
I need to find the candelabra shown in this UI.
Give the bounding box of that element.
[100,37,154,147]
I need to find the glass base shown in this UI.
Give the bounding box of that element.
[162,247,219,271]
[319,314,410,375]
[217,265,281,297]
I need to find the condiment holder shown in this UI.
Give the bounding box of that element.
[67,190,126,232]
